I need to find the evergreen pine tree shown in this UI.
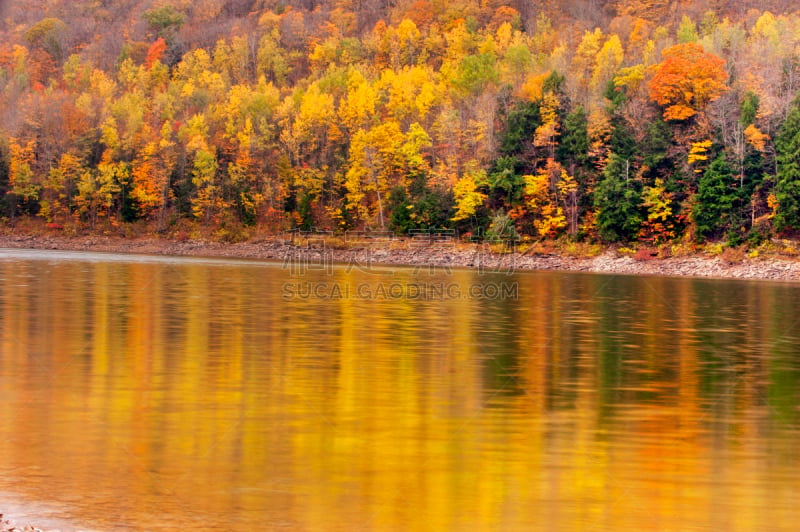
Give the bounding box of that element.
[594,154,643,242]
[498,101,541,157]
[557,105,589,171]
[693,155,735,240]
[774,100,800,233]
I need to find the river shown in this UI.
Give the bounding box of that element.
[0,249,798,530]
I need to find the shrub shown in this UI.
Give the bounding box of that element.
[720,246,746,264]
[633,247,659,261]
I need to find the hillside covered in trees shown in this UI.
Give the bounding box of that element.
[2,0,800,245]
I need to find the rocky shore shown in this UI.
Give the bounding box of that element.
[0,232,799,282]
[1,514,47,532]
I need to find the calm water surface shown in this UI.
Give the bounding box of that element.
[0,249,798,531]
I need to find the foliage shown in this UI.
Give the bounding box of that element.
[693,155,736,240]
[25,17,68,63]
[452,172,487,222]
[1,1,800,246]
[775,100,800,233]
[594,154,642,242]
[649,43,728,121]
[485,211,519,241]
[524,159,577,238]
[557,105,590,171]
[639,179,677,244]
[143,5,186,42]
[497,100,540,156]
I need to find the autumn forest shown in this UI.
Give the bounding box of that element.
[3,0,800,245]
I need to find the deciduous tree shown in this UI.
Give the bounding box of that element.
[649,42,728,121]
[452,171,487,222]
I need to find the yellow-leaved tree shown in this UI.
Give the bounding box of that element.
[452,171,487,222]
[8,139,40,204]
[524,159,577,237]
[345,121,406,227]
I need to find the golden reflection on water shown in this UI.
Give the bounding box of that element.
[0,251,799,531]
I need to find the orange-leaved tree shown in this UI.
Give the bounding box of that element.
[145,38,167,69]
[648,42,728,121]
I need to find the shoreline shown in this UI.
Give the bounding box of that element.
[0,232,798,282]
[1,514,49,532]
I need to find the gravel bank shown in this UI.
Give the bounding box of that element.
[1,514,46,532]
[0,233,798,282]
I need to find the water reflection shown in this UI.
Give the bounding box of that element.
[0,250,798,530]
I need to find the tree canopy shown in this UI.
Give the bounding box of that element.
[0,1,799,245]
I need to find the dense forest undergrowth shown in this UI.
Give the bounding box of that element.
[3,1,800,250]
